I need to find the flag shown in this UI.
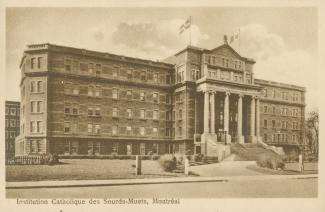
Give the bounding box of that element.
[179,16,192,34]
[229,29,240,44]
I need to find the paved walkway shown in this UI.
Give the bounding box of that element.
[189,161,263,177]
[6,174,317,189]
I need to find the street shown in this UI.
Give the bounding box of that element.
[7,177,317,198]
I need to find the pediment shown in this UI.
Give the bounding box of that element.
[208,44,242,60]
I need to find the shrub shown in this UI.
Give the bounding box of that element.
[174,154,184,164]
[194,153,204,162]
[151,154,160,160]
[276,161,285,170]
[158,154,177,172]
[256,154,284,170]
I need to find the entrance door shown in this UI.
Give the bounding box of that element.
[140,143,145,155]
[126,143,132,155]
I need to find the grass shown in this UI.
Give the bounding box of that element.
[6,159,184,182]
[247,162,318,175]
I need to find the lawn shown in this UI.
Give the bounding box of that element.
[6,159,184,182]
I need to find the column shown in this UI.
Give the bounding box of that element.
[256,97,260,140]
[250,96,256,142]
[224,92,230,133]
[210,92,215,134]
[237,94,244,143]
[204,91,210,133]
[224,92,231,144]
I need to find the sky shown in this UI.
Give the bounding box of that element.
[6,7,318,112]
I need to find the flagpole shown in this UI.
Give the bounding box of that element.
[189,16,192,46]
[238,28,241,54]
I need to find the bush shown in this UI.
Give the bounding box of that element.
[194,153,204,162]
[151,154,160,160]
[174,154,184,164]
[158,154,177,172]
[256,154,284,170]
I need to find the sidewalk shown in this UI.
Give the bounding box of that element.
[6,174,318,189]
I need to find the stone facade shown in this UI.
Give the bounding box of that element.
[15,40,305,156]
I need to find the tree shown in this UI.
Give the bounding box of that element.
[305,110,319,160]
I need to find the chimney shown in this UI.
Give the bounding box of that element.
[224,35,228,44]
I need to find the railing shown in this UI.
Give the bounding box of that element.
[6,155,45,165]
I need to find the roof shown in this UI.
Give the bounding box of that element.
[254,78,306,91]
[163,43,256,64]
[22,43,174,69]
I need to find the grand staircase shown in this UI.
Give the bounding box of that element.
[230,143,283,161]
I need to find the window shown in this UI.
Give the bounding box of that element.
[88,107,93,116]
[95,87,101,97]
[37,101,42,113]
[30,121,36,133]
[31,58,36,69]
[95,64,101,76]
[179,127,182,136]
[88,63,94,74]
[72,106,78,115]
[31,101,36,113]
[95,107,101,116]
[273,106,276,114]
[113,68,118,78]
[126,90,132,99]
[127,108,132,119]
[37,121,42,132]
[126,126,132,135]
[112,126,118,135]
[80,63,88,72]
[264,106,268,113]
[73,88,79,95]
[153,73,158,82]
[88,86,94,96]
[140,109,146,119]
[178,109,183,120]
[153,93,159,103]
[64,122,70,134]
[65,59,71,71]
[264,134,268,142]
[94,124,101,134]
[272,120,276,128]
[112,107,118,117]
[140,92,145,101]
[10,119,15,127]
[72,60,79,72]
[264,120,268,128]
[166,128,170,136]
[141,71,146,81]
[37,81,43,92]
[153,110,159,120]
[127,70,133,80]
[87,124,93,134]
[166,75,171,84]
[112,142,118,153]
[166,94,170,104]
[153,127,158,136]
[112,88,118,99]
[152,143,158,154]
[31,81,36,93]
[140,127,145,136]
[37,57,43,69]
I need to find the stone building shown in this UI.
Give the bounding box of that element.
[5,101,20,158]
[15,39,305,157]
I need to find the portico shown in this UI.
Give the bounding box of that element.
[196,79,263,155]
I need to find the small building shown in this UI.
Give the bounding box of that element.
[5,101,20,158]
